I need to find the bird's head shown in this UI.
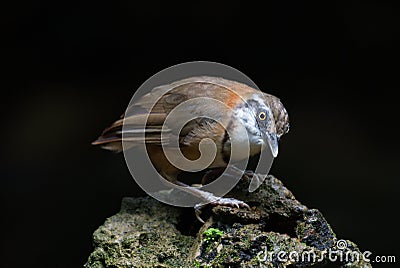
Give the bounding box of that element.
[233,93,289,157]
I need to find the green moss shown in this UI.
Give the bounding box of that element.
[202,227,224,253]
[203,228,224,242]
[193,260,201,267]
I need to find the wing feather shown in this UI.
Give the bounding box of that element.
[92,76,261,152]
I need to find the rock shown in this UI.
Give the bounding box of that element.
[85,176,371,268]
[85,197,195,267]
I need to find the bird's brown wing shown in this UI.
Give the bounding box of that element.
[92,76,253,152]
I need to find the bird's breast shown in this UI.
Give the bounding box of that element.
[221,121,263,164]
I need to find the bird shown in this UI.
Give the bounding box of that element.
[92,76,289,221]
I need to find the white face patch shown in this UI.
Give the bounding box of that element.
[233,102,260,136]
[224,93,281,161]
[230,94,272,155]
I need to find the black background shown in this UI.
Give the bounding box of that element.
[2,1,399,267]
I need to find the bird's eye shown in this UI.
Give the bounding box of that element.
[258,111,267,120]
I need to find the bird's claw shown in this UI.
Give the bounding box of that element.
[194,204,206,223]
[211,197,250,209]
[242,170,255,180]
[194,197,251,223]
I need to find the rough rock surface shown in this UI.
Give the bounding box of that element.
[85,175,371,267]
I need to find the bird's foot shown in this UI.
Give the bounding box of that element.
[210,197,250,209]
[226,166,268,192]
[194,197,250,223]
[244,171,268,192]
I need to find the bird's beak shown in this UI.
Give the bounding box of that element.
[266,132,279,157]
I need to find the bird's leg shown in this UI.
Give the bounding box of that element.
[174,180,250,223]
[200,168,225,185]
[225,166,268,191]
[225,165,254,180]
[174,166,266,222]
[201,166,267,185]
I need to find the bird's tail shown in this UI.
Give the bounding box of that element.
[92,118,124,152]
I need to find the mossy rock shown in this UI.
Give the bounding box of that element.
[85,197,195,267]
[85,176,371,268]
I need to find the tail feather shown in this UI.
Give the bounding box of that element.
[92,136,123,152]
[92,113,170,152]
